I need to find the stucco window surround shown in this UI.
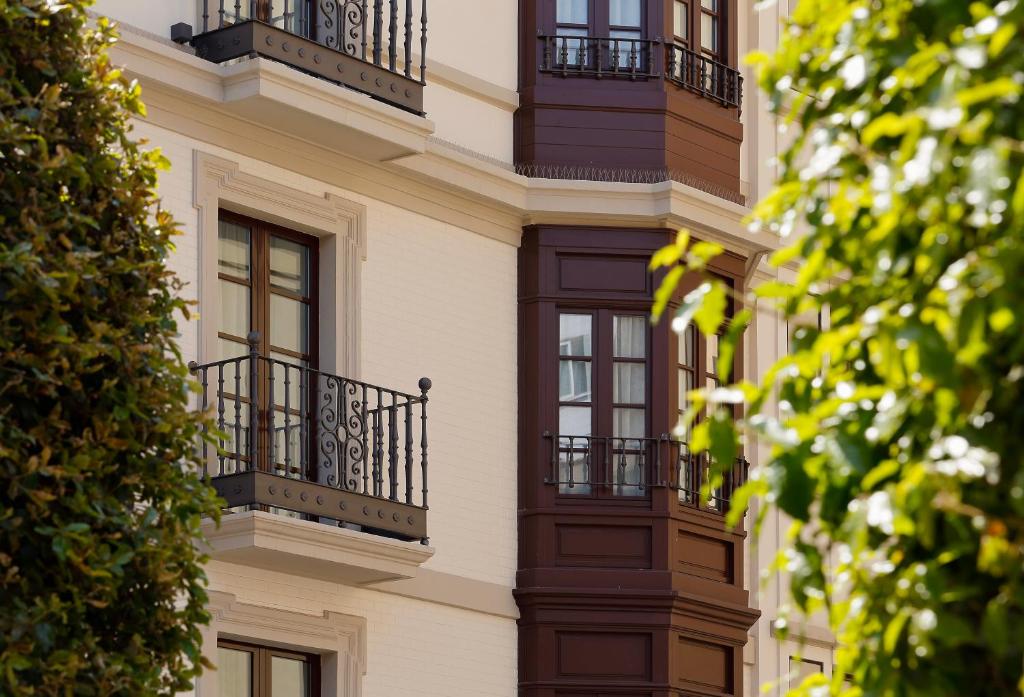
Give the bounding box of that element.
[193,150,367,378]
[197,590,366,697]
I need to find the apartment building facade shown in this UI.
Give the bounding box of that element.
[89,0,837,694]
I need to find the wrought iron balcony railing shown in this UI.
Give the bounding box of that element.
[543,432,749,514]
[539,35,659,79]
[666,44,743,111]
[189,333,430,543]
[536,35,742,112]
[188,1,427,113]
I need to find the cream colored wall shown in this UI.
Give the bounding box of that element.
[206,561,517,697]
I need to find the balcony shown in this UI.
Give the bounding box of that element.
[543,433,748,513]
[186,1,427,114]
[537,35,742,111]
[189,334,430,546]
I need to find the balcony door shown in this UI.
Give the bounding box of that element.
[557,310,649,496]
[554,0,644,69]
[217,211,318,477]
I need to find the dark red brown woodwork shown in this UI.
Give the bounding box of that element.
[516,0,743,200]
[517,225,759,697]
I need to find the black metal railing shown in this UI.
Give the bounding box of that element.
[539,35,659,79]
[543,432,748,513]
[189,332,430,541]
[666,44,743,111]
[536,35,742,112]
[190,1,426,113]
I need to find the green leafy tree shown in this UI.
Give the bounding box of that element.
[0,1,220,693]
[652,0,1024,694]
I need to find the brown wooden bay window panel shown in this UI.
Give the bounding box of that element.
[218,640,320,697]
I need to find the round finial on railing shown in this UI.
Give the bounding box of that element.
[246,331,261,348]
[418,377,432,394]
[187,360,199,374]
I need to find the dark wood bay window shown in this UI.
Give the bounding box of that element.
[672,0,726,64]
[217,640,320,697]
[217,211,318,474]
[557,310,649,496]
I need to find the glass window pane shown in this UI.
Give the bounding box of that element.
[559,405,591,437]
[613,407,645,440]
[556,28,589,65]
[218,220,250,279]
[556,0,588,24]
[613,315,646,358]
[270,236,310,295]
[609,30,642,68]
[559,314,592,356]
[559,359,592,402]
[609,0,641,27]
[701,13,718,53]
[678,367,694,408]
[701,0,718,9]
[271,656,311,697]
[613,362,645,403]
[269,294,309,355]
[679,324,697,367]
[216,337,250,399]
[219,279,250,339]
[674,0,688,39]
[217,648,252,697]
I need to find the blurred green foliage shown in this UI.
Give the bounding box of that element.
[652,0,1024,694]
[0,1,221,693]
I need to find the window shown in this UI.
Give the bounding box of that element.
[673,0,725,61]
[218,640,320,697]
[217,211,318,474]
[675,279,733,508]
[789,657,824,690]
[557,311,648,496]
[553,0,644,69]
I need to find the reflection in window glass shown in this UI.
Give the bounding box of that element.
[270,236,310,294]
[613,315,645,358]
[556,0,588,23]
[271,655,311,697]
[609,0,641,26]
[217,647,252,697]
[559,360,592,402]
[219,278,250,339]
[674,0,689,40]
[559,314,592,356]
[218,221,251,279]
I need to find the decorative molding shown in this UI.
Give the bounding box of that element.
[197,590,367,697]
[192,150,366,378]
[369,568,519,619]
[201,511,434,585]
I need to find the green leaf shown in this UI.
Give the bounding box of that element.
[693,281,727,337]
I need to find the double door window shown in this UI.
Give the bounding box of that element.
[558,310,648,496]
[218,641,318,697]
[217,211,317,475]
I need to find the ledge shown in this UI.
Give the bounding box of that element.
[201,510,434,585]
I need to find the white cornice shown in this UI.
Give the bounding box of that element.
[111,24,779,255]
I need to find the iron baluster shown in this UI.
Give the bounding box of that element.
[283,362,292,474]
[202,1,210,32]
[233,358,243,472]
[361,383,369,493]
[267,356,276,471]
[361,0,369,60]
[217,363,226,475]
[629,41,637,76]
[419,0,427,84]
[373,389,384,496]
[388,392,399,501]
[299,362,307,480]
[595,38,602,78]
[404,400,413,504]
[559,37,568,76]
[403,0,412,77]
[542,35,551,71]
[544,431,556,483]
[235,0,241,23]
[388,0,398,72]
[567,436,576,489]
[612,40,620,74]
[418,377,430,510]
[372,0,383,65]
[247,333,260,471]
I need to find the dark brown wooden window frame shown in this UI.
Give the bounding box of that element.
[556,307,651,499]
[217,639,321,697]
[218,210,320,476]
[672,0,728,64]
